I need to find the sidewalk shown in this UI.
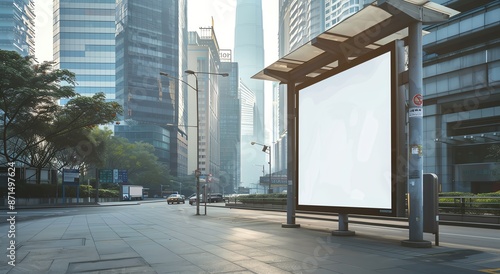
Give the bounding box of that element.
[1,202,499,273]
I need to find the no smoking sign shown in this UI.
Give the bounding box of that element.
[412,93,423,106]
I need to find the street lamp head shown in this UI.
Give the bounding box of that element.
[250,141,256,145]
[185,70,229,77]
[159,72,168,77]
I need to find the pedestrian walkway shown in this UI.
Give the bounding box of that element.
[1,202,499,273]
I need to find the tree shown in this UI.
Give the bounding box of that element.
[0,50,122,167]
[73,128,171,194]
[101,135,170,191]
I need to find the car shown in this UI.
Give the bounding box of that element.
[189,193,225,205]
[166,194,185,204]
[207,193,224,203]
[189,194,199,205]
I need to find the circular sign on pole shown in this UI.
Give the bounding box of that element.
[413,94,423,106]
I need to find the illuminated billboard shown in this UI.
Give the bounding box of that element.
[297,42,397,216]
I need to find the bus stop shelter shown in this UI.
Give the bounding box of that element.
[252,0,458,246]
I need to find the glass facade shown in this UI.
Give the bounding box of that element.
[220,61,240,193]
[423,0,500,193]
[234,0,266,188]
[53,0,116,103]
[279,0,325,54]
[0,0,35,56]
[324,0,369,29]
[115,0,188,176]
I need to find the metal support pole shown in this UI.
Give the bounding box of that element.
[282,82,300,228]
[402,21,431,248]
[396,40,408,217]
[332,214,355,236]
[194,74,201,216]
[268,147,272,193]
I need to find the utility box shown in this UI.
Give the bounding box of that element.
[423,173,439,245]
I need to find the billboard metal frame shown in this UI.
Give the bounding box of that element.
[295,41,399,216]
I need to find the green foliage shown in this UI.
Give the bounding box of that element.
[438,192,474,197]
[0,50,122,169]
[0,182,119,199]
[96,132,170,192]
[237,193,287,205]
[97,188,119,198]
[438,191,500,215]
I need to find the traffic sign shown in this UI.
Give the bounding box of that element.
[412,93,423,106]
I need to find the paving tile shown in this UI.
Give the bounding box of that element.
[4,203,499,274]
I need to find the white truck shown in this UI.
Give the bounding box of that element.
[122,185,143,201]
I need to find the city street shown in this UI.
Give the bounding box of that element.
[1,202,499,273]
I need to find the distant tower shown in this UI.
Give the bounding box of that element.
[234,0,266,188]
[0,0,35,56]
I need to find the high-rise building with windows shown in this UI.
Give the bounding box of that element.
[234,0,266,188]
[53,0,116,105]
[115,0,188,176]
[279,0,325,54]
[220,60,240,194]
[324,0,369,29]
[186,28,225,187]
[0,0,35,56]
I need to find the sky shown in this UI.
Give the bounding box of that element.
[34,0,279,68]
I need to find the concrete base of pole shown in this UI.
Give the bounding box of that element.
[401,240,432,248]
[281,223,300,228]
[332,230,355,236]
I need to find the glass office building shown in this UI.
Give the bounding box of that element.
[0,0,35,56]
[115,0,188,176]
[220,61,240,193]
[53,0,116,105]
[234,0,267,188]
[424,0,500,193]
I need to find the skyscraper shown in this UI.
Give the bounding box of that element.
[279,0,325,54]
[53,0,116,105]
[324,0,370,29]
[115,0,188,176]
[0,0,35,56]
[186,28,225,188]
[234,0,266,188]
[220,59,240,194]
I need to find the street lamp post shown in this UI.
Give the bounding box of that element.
[160,70,228,215]
[251,141,272,194]
[254,164,265,193]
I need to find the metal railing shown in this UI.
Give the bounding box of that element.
[438,196,500,215]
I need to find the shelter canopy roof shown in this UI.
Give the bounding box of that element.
[252,0,459,85]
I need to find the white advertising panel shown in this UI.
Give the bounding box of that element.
[298,50,394,212]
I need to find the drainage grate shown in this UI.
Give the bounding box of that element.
[18,238,86,250]
[66,257,151,273]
